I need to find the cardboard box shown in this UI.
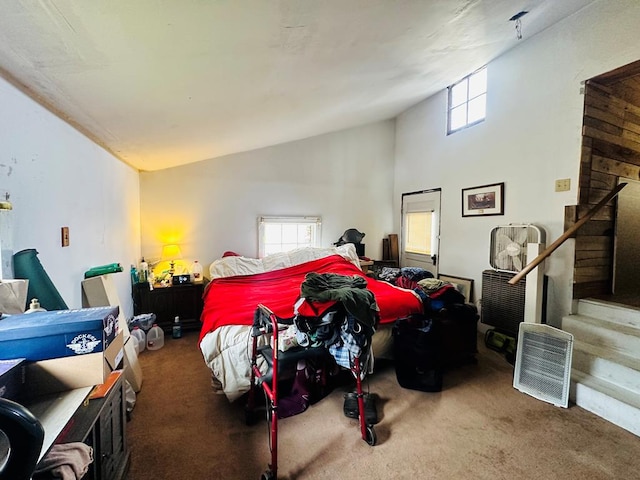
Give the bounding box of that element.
[25,329,124,397]
[81,275,131,340]
[0,358,26,401]
[80,275,143,391]
[123,336,143,392]
[0,306,118,361]
[0,279,28,314]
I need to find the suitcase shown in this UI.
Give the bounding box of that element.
[392,315,443,392]
[433,303,479,369]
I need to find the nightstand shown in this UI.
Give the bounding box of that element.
[359,259,374,273]
[132,282,206,333]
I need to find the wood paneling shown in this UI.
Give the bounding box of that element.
[592,61,640,84]
[592,138,640,165]
[574,70,640,299]
[592,155,640,179]
[574,280,611,298]
[590,170,618,190]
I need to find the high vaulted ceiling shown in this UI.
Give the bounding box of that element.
[0,1,595,171]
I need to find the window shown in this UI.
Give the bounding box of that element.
[447,66,487,134]
[258,216,321,257]
[405,211,433,255]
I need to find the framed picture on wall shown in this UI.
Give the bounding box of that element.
[462,182,504,217]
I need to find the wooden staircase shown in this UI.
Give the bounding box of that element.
[562,298,640,437]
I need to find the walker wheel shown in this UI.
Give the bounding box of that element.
[260,469,275,480]
[365,425,377,446]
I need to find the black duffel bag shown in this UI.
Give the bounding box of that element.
[392,315,443,392]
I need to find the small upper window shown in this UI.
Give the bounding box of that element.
[258,216,321,257]
[447,67,487,134]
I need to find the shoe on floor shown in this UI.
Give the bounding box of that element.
[343,392,378,424]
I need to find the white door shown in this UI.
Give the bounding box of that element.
[401,189,441,277]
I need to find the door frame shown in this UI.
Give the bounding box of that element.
[400,188,441,276]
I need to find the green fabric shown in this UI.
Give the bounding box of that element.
[13,248,69,311]
[300,272,379,330]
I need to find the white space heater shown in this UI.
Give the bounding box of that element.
[513,323,574,408]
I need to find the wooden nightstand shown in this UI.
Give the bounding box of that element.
[359,259,374,273]
[132,282,206,333]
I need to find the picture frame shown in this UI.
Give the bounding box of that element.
[462,182,504,217]
[437,274,474,303]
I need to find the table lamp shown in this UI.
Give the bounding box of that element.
[161,244,182,275]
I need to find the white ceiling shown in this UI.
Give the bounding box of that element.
[0,0,595,171]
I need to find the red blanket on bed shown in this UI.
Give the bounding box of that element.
[198,255,423,343]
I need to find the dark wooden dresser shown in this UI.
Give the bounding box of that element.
[56,373,129,480]
[132,282,205,333]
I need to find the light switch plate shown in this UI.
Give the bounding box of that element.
[61,226,70,247]
[555,178,571,192]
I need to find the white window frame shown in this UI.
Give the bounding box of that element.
[258,216,322,258]
[447,66,487,134]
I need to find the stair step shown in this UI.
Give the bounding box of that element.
[572,342,640,395]
[562,314,640,358]
[578,299,640,330]
[571,369,640,437]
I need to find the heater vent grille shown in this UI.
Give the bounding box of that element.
[513,324,573,408]
[481,269,526,337]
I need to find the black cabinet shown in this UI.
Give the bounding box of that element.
[57,374,129,480]
[132,282,205,333]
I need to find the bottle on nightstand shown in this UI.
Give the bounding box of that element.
[139,257,149,283]
[190,260,203,283]
[172,316,182,339]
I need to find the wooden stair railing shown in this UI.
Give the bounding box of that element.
[508,182,628,285]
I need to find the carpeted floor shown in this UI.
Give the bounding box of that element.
[126,330,640,480]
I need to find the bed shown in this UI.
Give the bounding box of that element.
[199,244,424,402]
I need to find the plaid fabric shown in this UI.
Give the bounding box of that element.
[328,312,375,376]
[329,322,362,370]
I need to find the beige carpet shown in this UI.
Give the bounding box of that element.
[126,331,640,480]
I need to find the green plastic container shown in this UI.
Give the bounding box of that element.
[84,263,123,279]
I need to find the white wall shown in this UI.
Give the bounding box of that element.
[139,121,395,272]
[0,77,141,317]
[394,0,640,327]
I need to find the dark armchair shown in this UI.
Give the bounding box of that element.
[0,397,44,480]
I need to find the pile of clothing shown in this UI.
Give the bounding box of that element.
[415,278,466,311]
[272,272,380,419]
[377,266,433,289]
[374,266,466,312]
[294,272,379,371]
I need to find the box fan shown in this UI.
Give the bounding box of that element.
[490,224,544,273]
[481,224,546,336]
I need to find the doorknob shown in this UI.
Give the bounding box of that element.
[431,254,437,265]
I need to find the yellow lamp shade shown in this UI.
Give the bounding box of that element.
[161,244,183,261]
